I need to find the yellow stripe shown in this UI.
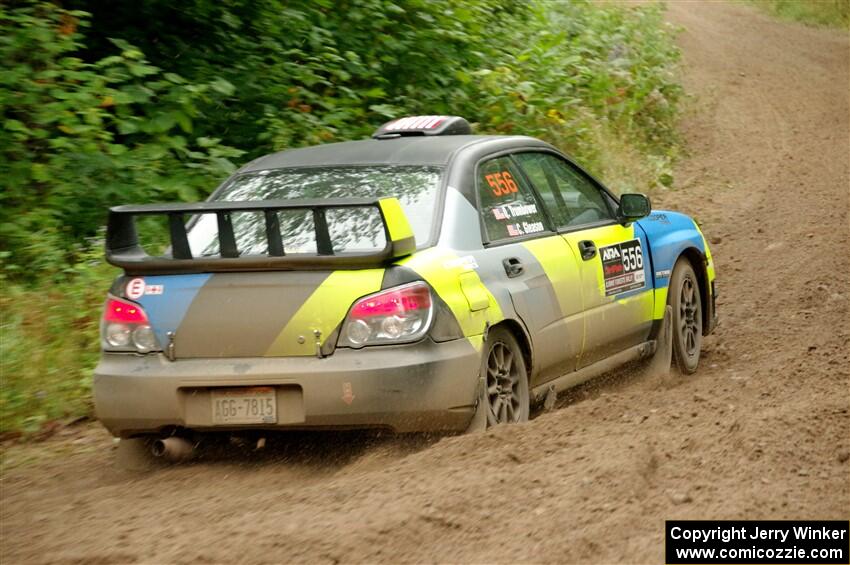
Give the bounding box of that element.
[694,223,716,287]
[400,248,503,351]
[264,269,385,356]
[521,236,583,316]
[653,287,669,319]
[378,197,414,243]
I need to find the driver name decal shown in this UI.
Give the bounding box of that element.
[600,239,645,296]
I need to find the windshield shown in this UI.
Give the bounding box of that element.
[186,166,442,256]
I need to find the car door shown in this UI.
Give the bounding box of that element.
[513,152,654,368]
[475,154,584,385]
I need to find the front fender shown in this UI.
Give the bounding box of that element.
[636,210,717,332]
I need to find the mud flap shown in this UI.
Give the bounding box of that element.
[645,305,673,376]
[115,437,158,472]
[464,376,488,433]
[543,384,557,411]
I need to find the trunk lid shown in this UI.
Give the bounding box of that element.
[122,269,385,358]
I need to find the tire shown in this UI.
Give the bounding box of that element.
[479,327,530,426]
[669,258,703,374]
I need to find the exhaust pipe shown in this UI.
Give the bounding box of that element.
[151,436,194,461]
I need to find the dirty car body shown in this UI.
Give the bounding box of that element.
[94,116,717,439]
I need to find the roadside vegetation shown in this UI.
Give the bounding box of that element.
[746,0,850,29]
[0,0,683,436]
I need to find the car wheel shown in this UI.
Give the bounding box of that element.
[481,327,529,426]
[669,258,703,374]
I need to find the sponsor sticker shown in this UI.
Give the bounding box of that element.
[600,239,646,296]
[125,278,164,299]
[125,278,146,299]
[504,221,544,237]
[491,202,539,220]
[145,284,164,295]
[443,255,479,270]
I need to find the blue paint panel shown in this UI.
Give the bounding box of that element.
[120,274,212,348]
[636,210,706,290]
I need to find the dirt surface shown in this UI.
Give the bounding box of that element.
[2,2,848,563]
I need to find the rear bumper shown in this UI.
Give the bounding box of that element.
[93,338,480,437]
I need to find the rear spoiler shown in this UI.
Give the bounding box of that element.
[105,197,416,274]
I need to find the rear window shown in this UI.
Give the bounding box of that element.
[186,166,441,256]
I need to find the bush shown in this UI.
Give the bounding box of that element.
[0,3,243,279]
[467,1,682,191]
[0,255,113,435]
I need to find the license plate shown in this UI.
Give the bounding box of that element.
[211,387,277,425]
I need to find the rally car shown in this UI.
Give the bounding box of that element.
[95,116,716,455]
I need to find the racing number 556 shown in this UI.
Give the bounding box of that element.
[485,171,519,196]
[623,245,643,272]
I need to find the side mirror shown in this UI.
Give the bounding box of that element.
[617,193,651,224]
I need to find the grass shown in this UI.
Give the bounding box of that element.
[0,261,117,437]
[746,0,850,29]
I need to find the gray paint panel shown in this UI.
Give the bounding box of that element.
[469,241,583,382]
[174,271,331,358]
[438,186,486,251]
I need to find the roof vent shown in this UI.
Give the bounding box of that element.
[372,116,472,139]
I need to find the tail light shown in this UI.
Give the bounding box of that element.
[338,282,433,348]
[101,296,159,353]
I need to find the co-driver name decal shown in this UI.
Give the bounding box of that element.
[600,239,645,296]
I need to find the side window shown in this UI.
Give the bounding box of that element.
[514,152,615,228]
[510,152,571,227]
[477,156,548,242]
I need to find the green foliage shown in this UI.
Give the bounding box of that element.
[0,3,243,279]
[746,0,850,29]
[0,0,684,435]
[466,1,682,192]
[70,0,528,154]
[0,254,115,435]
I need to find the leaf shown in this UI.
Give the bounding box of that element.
[31,163,50,182]
[210,78,235,96]
[173,111,192,134]
[368,104,399,117]
[177,185,198,201]
[146,113,176,133]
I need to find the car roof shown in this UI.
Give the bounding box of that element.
[240,135,551,172]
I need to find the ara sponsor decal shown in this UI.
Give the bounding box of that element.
[600,239,646,296]
[601,246,621,261]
